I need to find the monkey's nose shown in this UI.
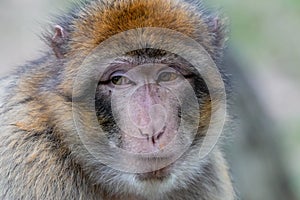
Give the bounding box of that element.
[128,83,167,128]
[138,126,166,144]
[129,103,167,133]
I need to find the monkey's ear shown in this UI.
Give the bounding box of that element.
[206,15,228,61]
[49,25,68,59]
[211,16,228,49]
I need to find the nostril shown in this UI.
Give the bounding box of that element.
[138,128,150,141]
[152,135,156,145]
[153,126,167,145]
[139,126,166,145]
[156,126,166,140]
[156,131,163,140]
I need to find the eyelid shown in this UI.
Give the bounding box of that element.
[110,70,127,78]
[100,62,132,81]
[156,68,179,78]
[168,65,194,77]
[109,71,134,82]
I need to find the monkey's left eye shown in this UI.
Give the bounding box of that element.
[110,73,133,86]
[157,71,179,82]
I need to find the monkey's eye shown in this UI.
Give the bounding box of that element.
[157,71,179,82]
[110,73,133,86]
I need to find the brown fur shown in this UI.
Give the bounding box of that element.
[69,0,213,53]
[0,0,234,199]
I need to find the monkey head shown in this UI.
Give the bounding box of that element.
[47,0,228,197]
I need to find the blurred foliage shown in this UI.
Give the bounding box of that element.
[207,0,300,77]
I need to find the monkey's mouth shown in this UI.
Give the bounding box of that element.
[136,164,172,181]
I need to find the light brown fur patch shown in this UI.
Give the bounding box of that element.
[69,0,212,56]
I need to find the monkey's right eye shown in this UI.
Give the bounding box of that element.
[110,74,133,86]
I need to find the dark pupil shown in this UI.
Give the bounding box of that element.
[111,76,122,84]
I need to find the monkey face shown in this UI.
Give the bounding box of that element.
[91,55,198,168]
[69,28,227,195]
[98,62,195,152]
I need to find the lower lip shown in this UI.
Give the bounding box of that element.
[136,165,172,181]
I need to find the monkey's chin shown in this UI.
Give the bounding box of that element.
[136,165,172,181]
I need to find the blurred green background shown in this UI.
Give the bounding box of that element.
[207,1,300,198]
[212,1,300,199]
[0,0,299,199]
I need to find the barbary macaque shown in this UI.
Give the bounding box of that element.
[0,0,235,199]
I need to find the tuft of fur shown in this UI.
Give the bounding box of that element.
[46,0,226,61]
[0,0,234,200]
